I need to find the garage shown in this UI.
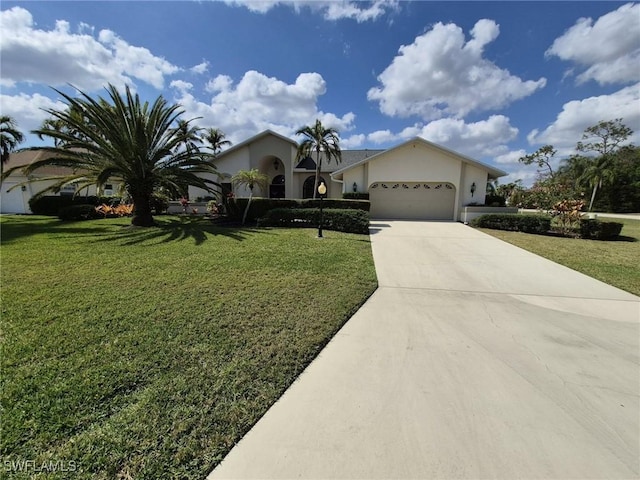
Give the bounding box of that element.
[369,182,456,220]
[1,183,28,214]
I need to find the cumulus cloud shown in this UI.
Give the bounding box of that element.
[0,92,67,134]
[528,83,640,152]
[367,20,546,120]
[190,61,210,75]
[225,0,398,22]
[367,129,396,144]
[546,3,640,85]
[170,70,355,144]
[341,134,366,148]
[0,6,179,91]
[495,149,527,165]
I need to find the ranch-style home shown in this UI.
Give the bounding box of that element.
[190,130,506,221]
[1,130,506,221]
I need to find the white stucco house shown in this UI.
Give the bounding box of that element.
[190,130,506,221]
[0,149,122,214]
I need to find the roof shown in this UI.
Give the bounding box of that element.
[215,129,298,161]
[331,137,507,180]
[3,149,74,176]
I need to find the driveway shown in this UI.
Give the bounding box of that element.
[209,221,639,479]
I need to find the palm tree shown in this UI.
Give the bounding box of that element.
[1,116,25,179]
[5,84,219,226]
[231,168,268,225]
[295,119,341,199]
[171,119,203,155]
[203,127,231,155]
[578,156,616,212]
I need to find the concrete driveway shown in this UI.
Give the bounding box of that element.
[209,221,639,479]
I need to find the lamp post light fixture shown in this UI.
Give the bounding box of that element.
[317,181,327,238]
[470,182,476,197]
[352,182,357,193]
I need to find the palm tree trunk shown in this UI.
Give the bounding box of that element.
[131,191,155,227]
[242,189,253,225]
[588,180,600,212]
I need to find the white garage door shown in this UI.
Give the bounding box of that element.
[1,183,28,214]
[369,182,456,220]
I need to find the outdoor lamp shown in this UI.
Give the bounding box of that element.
[317,182,327,238]
[353,182,357,192]
[470,182,476,197]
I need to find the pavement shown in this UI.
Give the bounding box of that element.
[208,221,640,479]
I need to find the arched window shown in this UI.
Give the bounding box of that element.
[269,174,285,198]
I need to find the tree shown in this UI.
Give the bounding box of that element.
[231,168,269,225]
[5,84,218,227]
[518,145,557,179]
[295,119,341,199]
[171,119,203,155]
[576,119,633,211]
[0,116,25,179]
[203,127,231,155]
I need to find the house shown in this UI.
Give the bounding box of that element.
[190,130,506,221]
[0,149,121,214]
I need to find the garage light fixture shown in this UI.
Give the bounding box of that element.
[352,182,357,192]
[470,182,476,197]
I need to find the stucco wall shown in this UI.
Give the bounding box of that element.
[367,142,462,188]
[461,163,489,206]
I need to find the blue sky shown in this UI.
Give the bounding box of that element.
[1,1,639,185]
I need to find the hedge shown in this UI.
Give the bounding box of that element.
[257,208,370,234]
[579,219,623,240]
[228,198,370,222]
[470,214,551,234]
[29,195,121,216]
[343,192,370,200]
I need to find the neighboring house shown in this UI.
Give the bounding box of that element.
[190,130,506,221]
[0,149,121,214]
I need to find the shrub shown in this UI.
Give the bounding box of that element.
[471,214,551,234]
[29,195,119,216]
[343,192,370,200]
[299,199,370,211]
[550,199,585,234]
[58,204,99,221]
[227,198,370,222]
[484,194,506,207]
[258,208,370,234]
[579,219,623,240]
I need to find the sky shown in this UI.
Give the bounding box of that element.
[1,1,639,185]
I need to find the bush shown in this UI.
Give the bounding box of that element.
[470,214,551,234]
[227,198,370,222]
[484,194,506,207]
[343,192,370,200]
[258,208,370,234]
[58,204,99,221]
[579,219,623,240]
[29,195,118,216]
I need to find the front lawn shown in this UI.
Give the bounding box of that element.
[477,218,640,296]
[0,215,378,479]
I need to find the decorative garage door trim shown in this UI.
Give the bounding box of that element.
[369,181,456,220]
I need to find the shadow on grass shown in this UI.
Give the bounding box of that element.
[104,216,271,246]
[0,215,115,243]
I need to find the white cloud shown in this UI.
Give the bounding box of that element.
[171,70,355,144]
[546,3,640,85]
[190,61,210,75]
[341,134,366,148]
[495,149,527,165]
[0,6,179,92]
[528,83,640,152]
[170,80,193,94]
[225,0,398,22]
[367,129,396,144]
[367,19,546,120]
[401,115,519,158]
[0,92,67,136]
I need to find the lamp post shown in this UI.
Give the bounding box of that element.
[317,181,326,238]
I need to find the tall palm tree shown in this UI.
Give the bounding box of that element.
[1,115,25,179]
[203,127,231,155]
[578,156,617,212]
[5,84,218,226]
[231,168,268,225]
[295,119,341,199]
[171,119,203,155]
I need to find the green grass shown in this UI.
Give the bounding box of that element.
[477,218,640,296]
[0,215,378,479]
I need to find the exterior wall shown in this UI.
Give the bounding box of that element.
[343,166,366,195]
[366,142,462,188]
[461,163,489,207]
